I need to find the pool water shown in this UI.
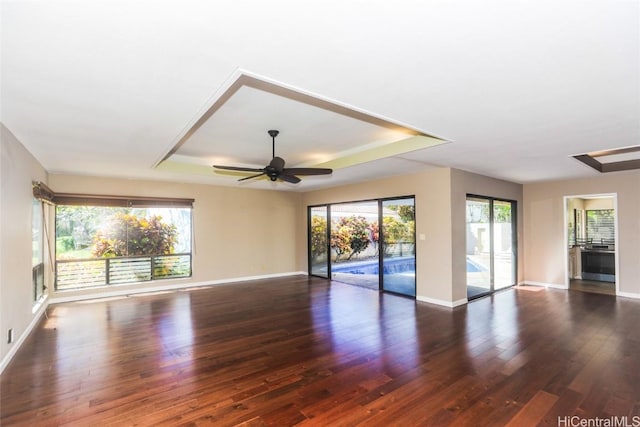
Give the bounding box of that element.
[466,257,487,273]
[331,257,486,275]
[331,257,415,275]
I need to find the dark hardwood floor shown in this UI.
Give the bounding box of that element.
[570,279,616,296]
[1,276,639,426]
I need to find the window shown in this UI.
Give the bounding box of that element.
[54,195,193,290]
[586,209,615,244]
[32,197,45,301]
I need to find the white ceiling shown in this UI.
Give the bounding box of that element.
[1,0,638,192]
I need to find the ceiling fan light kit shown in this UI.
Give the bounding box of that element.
[213,130,333,184]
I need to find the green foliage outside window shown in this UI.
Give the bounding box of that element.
[370,217,414,256]
[56,206,187,260]
[330,215,371,261]
[92,213,177,258]
[310,216,327,260]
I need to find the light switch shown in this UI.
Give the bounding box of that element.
[419,234,426,241]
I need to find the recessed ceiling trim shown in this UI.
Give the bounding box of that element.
[154,69,445,167]
[154,70,246,166]
[573,145,640,173]
[314,135,441,170]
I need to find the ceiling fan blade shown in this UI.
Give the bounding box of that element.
[282,167,333,176]
[238,172,266,182]
[215,131,332,186]
[278,174,301,184]
[213,165,264,173]
[269,156,285,172]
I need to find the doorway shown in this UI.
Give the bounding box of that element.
[565,194,617,296]
[466,195,517,299]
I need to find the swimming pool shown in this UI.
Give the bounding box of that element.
[331,257,486,275]
[466,257,487,273]
[331,257,415,275]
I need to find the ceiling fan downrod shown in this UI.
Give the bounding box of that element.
[268,129,279,159]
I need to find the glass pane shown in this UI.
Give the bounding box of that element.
[330,201,379,291]
[381,198,416,297]
[55,205,192,289]
[586,209,615,245]
[493,200,515,290]
[466,197,491,298]
[309,206,329,277]
[32,198,43,266]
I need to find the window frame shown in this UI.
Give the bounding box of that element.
[30,183,195,291]
[31,196,45,302]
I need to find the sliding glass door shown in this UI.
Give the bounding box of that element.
[381,198,416,296]
[466,195,516,299]
[466,197,492,298]
[493,200,515,290]
[308,196,416,298]
[309,206,329,278]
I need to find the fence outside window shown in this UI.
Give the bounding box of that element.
[55,253,191,291]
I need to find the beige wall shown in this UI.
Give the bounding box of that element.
[48,174,303,299]
[523,171,640,296]
[300,167,524,306]
[1,124,49,365]
[584,197,615,210]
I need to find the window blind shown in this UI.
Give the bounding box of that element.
[33,182,194,208]
[53,193,194,208]
[586,209,615,244]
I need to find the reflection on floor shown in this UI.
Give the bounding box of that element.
[570,279,615,296]
[330,272,416,297]
[332,272,378,291]
[467,285,491,300]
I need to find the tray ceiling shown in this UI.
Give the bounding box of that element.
[157,71,446,186]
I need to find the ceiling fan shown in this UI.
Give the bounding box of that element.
[213,130,333,184]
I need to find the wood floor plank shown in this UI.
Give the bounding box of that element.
[1,276,639,426]
[504,390,558,427]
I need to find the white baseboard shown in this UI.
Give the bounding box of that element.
[48,271,308,304]
[616,291,640,299]
[0,298,50,375]
[522,281,568,290]
[417,296,467,308]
